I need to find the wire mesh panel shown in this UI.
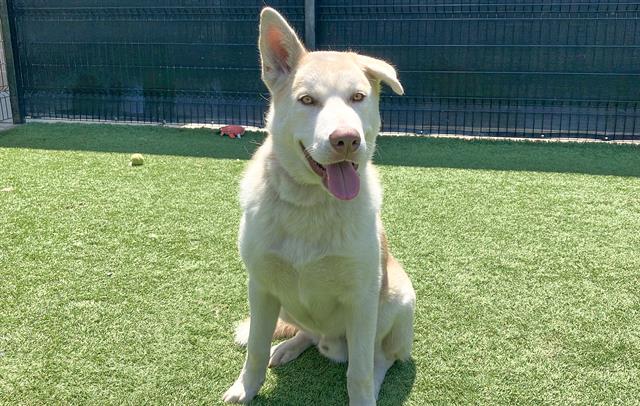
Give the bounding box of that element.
[6,0,640,139]
[11,0,303,125]
[317,0,640,140]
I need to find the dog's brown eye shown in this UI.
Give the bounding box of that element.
[351,92,366,102]
[299,95,315,105]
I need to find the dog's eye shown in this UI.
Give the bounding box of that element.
[351,92,366,102]
[299,95,315,105]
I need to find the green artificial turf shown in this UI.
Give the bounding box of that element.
[1,123,639,405]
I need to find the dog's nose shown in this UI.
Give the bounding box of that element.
[329,127,361,154]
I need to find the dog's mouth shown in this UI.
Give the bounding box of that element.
[301,142,360,201]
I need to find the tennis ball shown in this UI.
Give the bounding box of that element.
[130,153,144,166]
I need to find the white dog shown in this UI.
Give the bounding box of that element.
[223,8,415,405]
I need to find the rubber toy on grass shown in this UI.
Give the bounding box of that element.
[218,125,245,139]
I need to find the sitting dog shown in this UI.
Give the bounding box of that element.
[223,7,416,405]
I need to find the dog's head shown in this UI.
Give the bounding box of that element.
[259,8,403,201]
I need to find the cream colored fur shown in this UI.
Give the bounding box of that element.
[223,8,415,406]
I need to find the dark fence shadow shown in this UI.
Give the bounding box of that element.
[1,123,639,177]
[0,122,265,160]
[374,136,640,178]
[250,347,416,405]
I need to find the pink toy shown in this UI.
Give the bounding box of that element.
[219,125,245,139]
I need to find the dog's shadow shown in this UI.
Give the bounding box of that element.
[250,347,416,405]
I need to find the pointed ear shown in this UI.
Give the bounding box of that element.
[259,8,307,90]
[356,55,404,95]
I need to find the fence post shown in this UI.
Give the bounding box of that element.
[0,0,24,124]
[304,0,316,50]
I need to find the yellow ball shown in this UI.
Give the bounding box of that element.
[130,153,144,166]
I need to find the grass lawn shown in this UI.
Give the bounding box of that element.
[1,123,639,405]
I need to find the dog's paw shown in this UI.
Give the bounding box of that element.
[269,341,302,367]
[222,379,259,404]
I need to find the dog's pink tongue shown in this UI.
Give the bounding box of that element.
[326,162,360,200]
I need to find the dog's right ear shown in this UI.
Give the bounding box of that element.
[259,8,307,90]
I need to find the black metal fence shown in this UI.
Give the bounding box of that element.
[320,1,640,140]
[1,0,639,140]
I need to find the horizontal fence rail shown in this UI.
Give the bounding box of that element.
[4,0,640,140]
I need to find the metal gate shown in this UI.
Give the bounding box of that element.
[1,0,639,140]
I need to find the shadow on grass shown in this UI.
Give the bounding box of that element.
[0,123,265,161]
[374,136,640,178]
[251,347,416,405]
[1,122,639,177]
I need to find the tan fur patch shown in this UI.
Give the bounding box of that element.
[273,319,298,340]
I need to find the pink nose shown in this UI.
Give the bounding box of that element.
[329,127,361,154]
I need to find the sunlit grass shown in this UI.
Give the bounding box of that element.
[1,123,639,404]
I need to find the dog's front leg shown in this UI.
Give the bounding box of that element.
[223,278,280,404]
[345,292,379,406]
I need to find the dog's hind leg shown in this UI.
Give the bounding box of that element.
[269,330,314,367]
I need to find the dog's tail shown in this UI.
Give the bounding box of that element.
[234,317,298,346]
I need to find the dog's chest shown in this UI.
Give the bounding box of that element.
[239,167,380,334]
[255,252,359,333]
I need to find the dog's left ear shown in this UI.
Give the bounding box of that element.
[357,55,404,95]
[259,8,307,90]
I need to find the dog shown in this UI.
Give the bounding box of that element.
[223,7,415,405]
